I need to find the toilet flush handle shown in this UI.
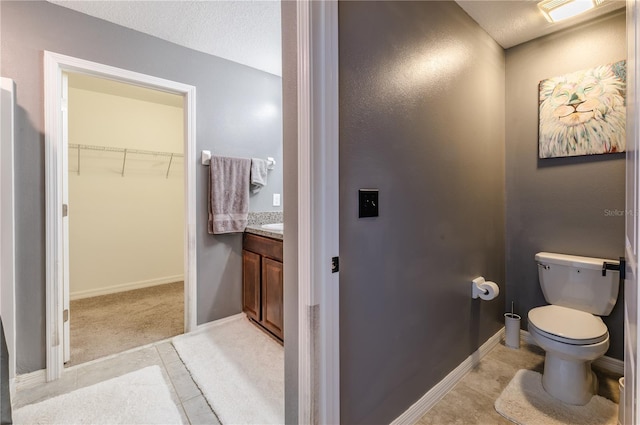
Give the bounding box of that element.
[602,257,625,280]
[602,261,620,277]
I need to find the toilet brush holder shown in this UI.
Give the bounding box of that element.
[504,313,521,349]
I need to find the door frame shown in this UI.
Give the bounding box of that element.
[626,0,640,422]
[43,51,197,381]
[0,77,17,389]
[296,1,340,423]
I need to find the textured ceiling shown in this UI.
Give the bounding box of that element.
[49,1,282,76]
[456,0,626,49]
[49,0,625,76]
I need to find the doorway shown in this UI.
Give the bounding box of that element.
[44,51,197,380]
[63,72,186,366]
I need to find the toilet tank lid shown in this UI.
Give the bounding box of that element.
[535,252,619,270]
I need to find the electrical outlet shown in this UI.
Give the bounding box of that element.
[358,189,378,218]
[273,193,281,207]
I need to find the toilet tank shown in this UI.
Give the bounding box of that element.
[535,252,620,316]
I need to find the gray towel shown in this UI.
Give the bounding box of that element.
[250,158,269,194]
[208,156,251,234]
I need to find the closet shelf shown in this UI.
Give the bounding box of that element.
[69,143,183,178]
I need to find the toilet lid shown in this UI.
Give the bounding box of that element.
[528,305,608,344]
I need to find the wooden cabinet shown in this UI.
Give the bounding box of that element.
[242,250,261,322]
[242,233,284,341]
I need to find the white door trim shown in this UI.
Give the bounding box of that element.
[626,0,640,422]
[297,1,340,423]
[1,77,17,389]
[43,51,197,381]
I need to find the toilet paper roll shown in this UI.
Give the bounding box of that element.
[478,281,499,300]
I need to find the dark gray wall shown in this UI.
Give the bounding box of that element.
[281,1,298,423]
[1,1,283,373]
[339,2,506,423]
[505,10,626,360]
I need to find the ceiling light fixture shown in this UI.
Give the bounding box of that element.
[537,0,603,23]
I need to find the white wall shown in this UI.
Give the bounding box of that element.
[67,74,184,300]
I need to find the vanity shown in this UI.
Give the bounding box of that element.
[242,224,284,342]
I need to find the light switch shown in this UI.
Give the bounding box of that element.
[359,189,378,218]
[273,193,281,207]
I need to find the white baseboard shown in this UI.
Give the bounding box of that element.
[391,327,505,425]
[594,355,625,375]
[70,274,184,300]
[392,327,624,425]
[191,312,246,334]
[520,329,624,375]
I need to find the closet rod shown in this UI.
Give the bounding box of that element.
[69,143,183,158]
[69,143,183,177]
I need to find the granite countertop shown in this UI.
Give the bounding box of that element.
[245,211,283,240]
[245,224,283,240]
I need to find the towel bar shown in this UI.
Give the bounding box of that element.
[201,151,276,170]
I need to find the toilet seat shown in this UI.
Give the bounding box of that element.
[528,305,608,345]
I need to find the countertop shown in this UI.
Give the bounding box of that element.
[245,224,283,241]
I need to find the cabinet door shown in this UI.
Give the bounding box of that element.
[242,250,261,322]
[262,257,284,340]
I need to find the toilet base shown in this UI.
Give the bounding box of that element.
[541,352,598,405]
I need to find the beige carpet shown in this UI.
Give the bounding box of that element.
[495,369,618,425]
[68,282,183,366]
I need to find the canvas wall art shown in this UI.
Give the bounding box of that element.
[538,60,626,159]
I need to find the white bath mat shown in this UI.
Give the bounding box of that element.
[495,369,618,425]
[172,314,284,424]
[13,365,183,424]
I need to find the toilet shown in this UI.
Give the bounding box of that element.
[528,252,620,405]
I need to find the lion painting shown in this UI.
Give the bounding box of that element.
[538,61,626,158]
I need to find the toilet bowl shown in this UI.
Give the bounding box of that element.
[528,305,609,405]
[531,252,620,406]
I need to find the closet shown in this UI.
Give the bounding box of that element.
[65,72,185,366]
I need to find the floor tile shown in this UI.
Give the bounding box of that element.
[74,346,163,388]
[157,341,183,365]
[594,366,623,403]
[486,341,545,372]
[176,403,190,425]
[416,340,621,425]
[182,394,221,425]
[458,357,519,401]
[164,358,203,402]
[156,365,191,423]
[418,383,502,425]
[12,369,78,409]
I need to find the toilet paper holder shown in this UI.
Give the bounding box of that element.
[471,276,499,300]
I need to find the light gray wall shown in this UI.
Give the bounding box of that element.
[281,1,298,423]
[338,2,506,423]
[505,10,626,360]
[1,0,283,373]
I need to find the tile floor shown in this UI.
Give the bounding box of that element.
[417,339,622,424]
[13,336,622,425]
[13,341,219,425]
